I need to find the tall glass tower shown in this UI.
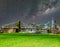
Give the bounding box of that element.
[51,17,54,29]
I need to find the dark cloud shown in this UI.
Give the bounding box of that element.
[0,0,60,26]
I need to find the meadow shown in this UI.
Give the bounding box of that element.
[0,33,60,47]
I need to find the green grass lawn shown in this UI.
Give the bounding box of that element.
[0,33,60,47]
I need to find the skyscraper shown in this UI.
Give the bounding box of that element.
[51,17,54,29]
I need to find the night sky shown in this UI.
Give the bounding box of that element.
[0,0,60,25]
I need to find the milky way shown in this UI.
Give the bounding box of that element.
[0,0,60,25]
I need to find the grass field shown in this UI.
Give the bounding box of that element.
[0,33,60,47]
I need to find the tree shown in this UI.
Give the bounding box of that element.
[31,23,35,27]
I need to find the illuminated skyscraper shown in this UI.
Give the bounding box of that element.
[51,17,58,30]
[51,17,54,29]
